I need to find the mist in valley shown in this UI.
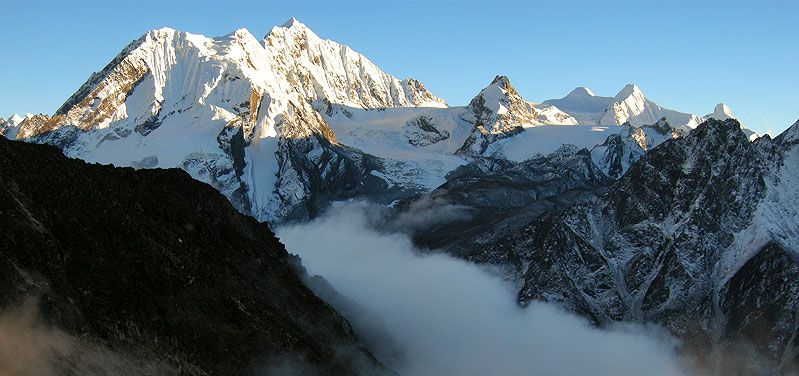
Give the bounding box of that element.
[277,202,688,376]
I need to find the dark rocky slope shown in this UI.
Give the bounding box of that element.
[402,145,612,268]
[0,137,390,375]
[505,119,799,374]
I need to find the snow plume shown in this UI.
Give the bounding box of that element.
[0,297,173,375]
[0,298,72,376]
[277,203,688,376]
[383,191,473,233]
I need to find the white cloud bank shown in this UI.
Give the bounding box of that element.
[277,203,687,376]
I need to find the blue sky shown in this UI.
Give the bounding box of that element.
[1,0,796,135]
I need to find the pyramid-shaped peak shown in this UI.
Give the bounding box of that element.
[9,114,24,124]
[779,118,799,144]
[281,17,303,28]
[483,75,519,96]
[491,75,512,87]
[615,84,643,99]
[566,87,595,97]
[705,103,736,121]
[265,17,319,40]
[223,28,258,41]
[714,103,733,115]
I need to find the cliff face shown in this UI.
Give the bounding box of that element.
[0,137,390,375]
[509,119,799,374]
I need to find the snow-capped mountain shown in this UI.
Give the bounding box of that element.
[1,113,46,139]
[541,87,614,124]
[543,84,716,133]
[3,18,760,225]
[266,18,447,110]
[7,19,448,222]
[598,84,703,130]
[706,102,735,121]
[461,75,577,134]
[456,75,577,155]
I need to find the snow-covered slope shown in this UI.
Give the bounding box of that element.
[541,87,614,125]
[0,116,16,138]
[323,106,470,190]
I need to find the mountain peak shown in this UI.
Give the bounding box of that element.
[615,83,643,100]
[476,75,518,102]
[278,17,312,33]
[705,103,735,121]
[281,17,302,28]
[491,75,512,88]
[144,27,178,39]
[265,17,316,40]
[9,113,24,125]
[776,118,799,145]
[566,87,595,97]
[224,28,257,41]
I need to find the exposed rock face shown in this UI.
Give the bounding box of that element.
[589,118,677,179]
[704,103,760,141]
[401,145,612,267]
[0,137,391,375]
[505,119,798,374]
[404,115,451,147]
[462,75,541,134]
[1,113,51,140]
[457,75,577,155]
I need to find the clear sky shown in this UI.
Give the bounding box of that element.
[1,0,796,135]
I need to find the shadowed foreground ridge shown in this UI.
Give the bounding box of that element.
[0,137,390,375]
